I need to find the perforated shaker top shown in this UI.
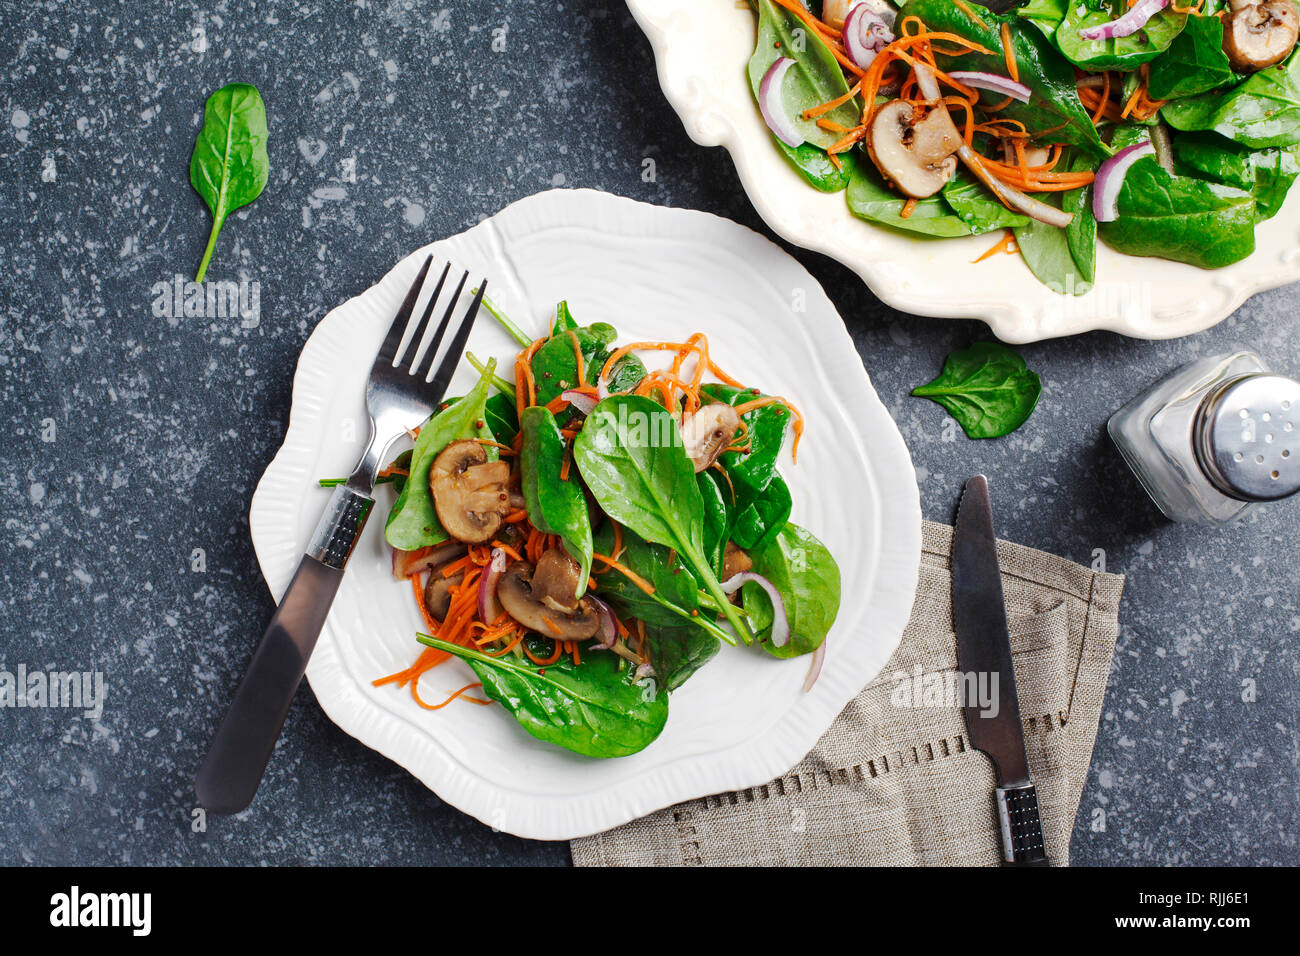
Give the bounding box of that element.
[1196,373,1300,502]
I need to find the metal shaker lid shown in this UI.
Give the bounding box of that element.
[1195,373,1300,502]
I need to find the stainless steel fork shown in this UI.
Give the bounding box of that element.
[195,256,486,814]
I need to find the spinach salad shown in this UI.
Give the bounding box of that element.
[369,300,841,758]
[750,0,1300,293]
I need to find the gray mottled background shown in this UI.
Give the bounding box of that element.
[1,0,1296,866]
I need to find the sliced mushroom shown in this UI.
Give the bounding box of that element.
[496,560,600,640]
[1223,0,1299,72]
[680,402,743,473]
[429,440,511,543]
[867,99,961,199]
[532,548,583,613]
[423,566,464,621]
[723,542,753,582]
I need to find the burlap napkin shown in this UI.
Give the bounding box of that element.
[571,520,1124,866]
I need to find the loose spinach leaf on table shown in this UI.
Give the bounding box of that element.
[1146,14,1235,101]
[742,523,841,660]
[1163,47,1300,149]
[385,361,496,550]
[520,406,593,592]
[911,342,1042,439]
[574,394,755,642]
[1054,3,1187,72]
[417,634,667,758]
[1098,156,1257,268]
[747,0,861,149]
[900,0,1109,159]
[190,82,270,282]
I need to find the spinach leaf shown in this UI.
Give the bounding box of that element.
[1251,144,1300,220]
[417,634,667,758]
[641,621,721,692]
[520,406,593,592]
[700,384,791,508]
[1013,189,1093,295]
[777,140,861,192]
[1054,3,1187,72]
[574,395,755,642]
[1063,152,1098,284]
[848,159,976,237]
[698,469,732,577]
[1146,14,1234,101]
[1163,47,1300,149]
[1018,0,1067,37]
[530,322,646,406]
[743,523,841,660]
[942,168,1031,234]
[748,0,861,149]
[911,342,1042,439]
[190,83,270,282]
[901,0,1109,159]
[1098,156,1257,267]
[551,300,579,336]
[731,472,793,552]
[385,362,496,550]
[483,391,519,448]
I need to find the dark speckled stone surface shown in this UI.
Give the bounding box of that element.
[1,1,1296,866]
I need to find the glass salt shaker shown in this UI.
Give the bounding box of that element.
[1108,350,1300,525]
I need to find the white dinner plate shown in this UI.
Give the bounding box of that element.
[626,0,1300,343]
[248,188,921,840]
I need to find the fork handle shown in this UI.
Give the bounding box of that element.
[195,486,372,814]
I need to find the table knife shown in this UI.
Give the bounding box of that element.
[952,475,1050,866]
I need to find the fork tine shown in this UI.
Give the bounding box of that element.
[375,254,433,369]
[427,278,486,396]
[397,261,452,369]
[414,270,468,381]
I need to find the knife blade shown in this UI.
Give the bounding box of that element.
[952,475,1049,866]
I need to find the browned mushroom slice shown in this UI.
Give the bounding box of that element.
[496,560,601,640]
[1223,0,1299,72]
[723,542,753,582]
[429,440,511,543]
[867,99,961,199]
[423,567,464,621]
[680,402,743,473]
[532,548,584,613]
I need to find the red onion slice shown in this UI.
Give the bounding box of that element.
[477,548,507,623]
[586,594,618,650]
[843,4,894,70]
[1092,142,1155,222]
[721,571,790,648]
[759,57,804,148]
[802,640,826,693]
[946,71,1032,104]
[561,389,597,416]
[1079,0,1167,41]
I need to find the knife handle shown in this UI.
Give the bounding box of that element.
[995,784,1050,866]
[195,486,372,814]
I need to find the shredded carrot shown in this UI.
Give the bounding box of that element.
[953,0,989,30]
[1001,22,1018,84]
[592,552,656,595]
[377,463,410,480]
[566,330,585,385]
[491,540,523,561]
[900,198,918,220]
[973,229,1019,263]
[571,642,581,666]
[804,81,862,122]
[411,680,490,710]
[560,449,572,482]
[733,395,807,462]
[524,638,564,666]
